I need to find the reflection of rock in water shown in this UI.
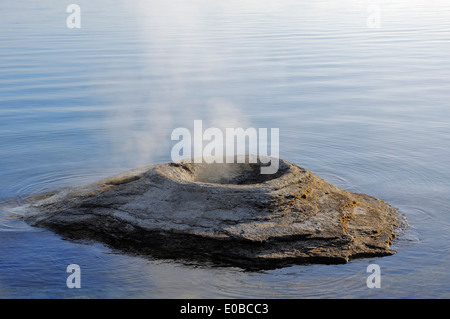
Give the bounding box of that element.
[22,158,407,270]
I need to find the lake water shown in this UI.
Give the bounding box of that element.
[1,0,449,298]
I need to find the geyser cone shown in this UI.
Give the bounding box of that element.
[21,158,406,269]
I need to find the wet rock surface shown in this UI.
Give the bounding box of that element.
[22,159,406,269]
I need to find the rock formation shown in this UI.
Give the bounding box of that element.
[22,158,406,269]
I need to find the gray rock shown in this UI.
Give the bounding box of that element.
[22,158,407,269]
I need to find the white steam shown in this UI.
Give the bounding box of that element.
[102,1,251,168]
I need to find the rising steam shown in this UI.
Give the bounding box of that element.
[101,1,251,169]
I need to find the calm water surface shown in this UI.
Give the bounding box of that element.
[1,0,449,298]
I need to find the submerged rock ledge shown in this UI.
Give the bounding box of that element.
[23,158,406,269]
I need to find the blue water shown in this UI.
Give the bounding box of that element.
[1,0,449,298]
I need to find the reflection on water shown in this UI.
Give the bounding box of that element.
[1,0,450,298]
